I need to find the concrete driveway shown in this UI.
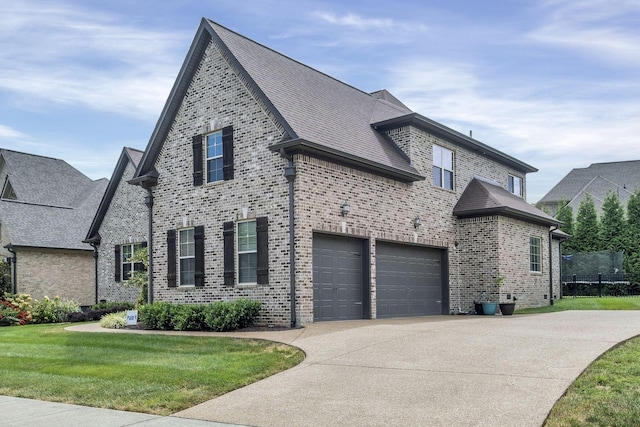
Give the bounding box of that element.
[171,311,640,427]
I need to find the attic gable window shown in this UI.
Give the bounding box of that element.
[196,125,233,185]
[1,179,16,200]
[508,175,523,197]
[433,145,454,190]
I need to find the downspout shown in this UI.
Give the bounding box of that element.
[91,243,99,304]
[6,245,16,294]
[549,226,558,306]
[281,149,297,328]
[144,189,154,304]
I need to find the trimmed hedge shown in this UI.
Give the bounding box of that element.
[139,299,261,332]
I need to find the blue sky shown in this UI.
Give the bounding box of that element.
[2,0,640,203]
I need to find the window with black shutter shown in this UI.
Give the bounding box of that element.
[114,245,121,282]
[192,135,203,186]
[194,225,205,287]
[167,230,177,287]
[223,221,235,286]
[256,216,269,284]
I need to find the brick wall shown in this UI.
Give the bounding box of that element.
[96,161,148,302]
[15,247,94,306]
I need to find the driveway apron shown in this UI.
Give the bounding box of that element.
[174,311,640,427]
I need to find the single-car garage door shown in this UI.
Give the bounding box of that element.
[376,242,447,318]
[313,234,368,322]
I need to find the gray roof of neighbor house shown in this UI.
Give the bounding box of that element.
[0,149,108,251]
[538,160,640,208]
[454,177,559,226]
[133,18,537,184]
[85,147,144,243]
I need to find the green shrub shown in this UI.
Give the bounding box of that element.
[99,311,127,329]
[172,304,207,331]
[139,299,261,331]
[204,299,261,332]
[31,296,81,324]
[138,302,174,330]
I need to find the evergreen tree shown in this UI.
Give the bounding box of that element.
[625,189,640,282]
[599,191,625,251]
[555,199,574,254]
[572,194,600,253]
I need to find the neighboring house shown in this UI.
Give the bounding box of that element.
[127,19,560,326]
[0,149,108,305]
[85,147,147,303]
[537,160,640,216]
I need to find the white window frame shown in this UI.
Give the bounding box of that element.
[237,220,257,285]
[433,144,454,190]
[121,243,145,281]
[530,236,542,273]
[206,130,224,183]
[508,175,523,197]
[179,228,195,287]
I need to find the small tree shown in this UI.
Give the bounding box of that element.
[573,194,600,253]
[600,191,625,252]
[125,247,148,307]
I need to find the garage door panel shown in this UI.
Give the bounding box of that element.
[376,242,447,318]
[313,235,365,322]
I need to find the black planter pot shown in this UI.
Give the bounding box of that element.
[474,302,484,315]
[499,303,516,316]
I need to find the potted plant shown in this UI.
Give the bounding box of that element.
[479,273,499,315]
[496,274,516,316]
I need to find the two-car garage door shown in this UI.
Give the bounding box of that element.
[313,234,447,322]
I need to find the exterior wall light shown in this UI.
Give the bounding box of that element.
[341,201,350,216]
[413,216,421,228]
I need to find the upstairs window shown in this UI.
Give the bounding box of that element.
[530,236,541,272]
[433,145,454,190]
[206,131,224,183]
[508,175,523,197]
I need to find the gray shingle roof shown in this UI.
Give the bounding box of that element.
[454,177,559,226]
[0,149,108,250]
[539,160,640,204]
[135,19,535,183]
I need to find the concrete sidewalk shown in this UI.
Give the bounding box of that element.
[9,311,640,426]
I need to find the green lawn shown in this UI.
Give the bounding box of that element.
[519,297,640,426]
[0,323,304,415]
[516,296,640,314]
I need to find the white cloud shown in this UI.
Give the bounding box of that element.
[0,1,188,120]
[529,0,640,66]
[311,11,395,30]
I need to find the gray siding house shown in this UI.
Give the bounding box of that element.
[128,19,560,326]
[0,149,107,305]
[85,147,147,303]
[538,160,640,216]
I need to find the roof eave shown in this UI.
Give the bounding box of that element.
[270,139,425,183]
[454,206,560,227]
[373,113,538,174]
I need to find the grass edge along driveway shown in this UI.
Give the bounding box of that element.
[0,323,304,415]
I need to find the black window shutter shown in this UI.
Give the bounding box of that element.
[192,134,203,186]
[141,241,147,249]
[114,245,121,282]
[223,221,235,286]
[194,225,205,287]
[222,126,234,181]
[167,230,177,287]
[256,217,269,285]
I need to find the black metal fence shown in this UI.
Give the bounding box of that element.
[562,273,640,297]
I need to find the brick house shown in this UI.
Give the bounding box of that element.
[0,149,107,305]
[85,147,148,303]
[127,19,560,326]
